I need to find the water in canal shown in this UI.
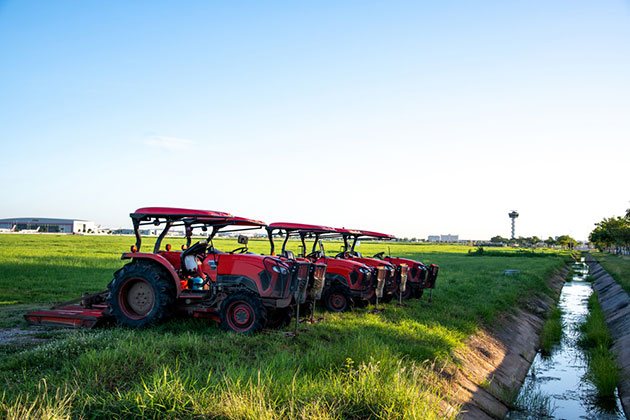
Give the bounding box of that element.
[507,269,624,419]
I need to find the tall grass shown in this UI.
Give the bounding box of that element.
[539,307,563,356]
[579,294,620,398]
[511,380,556,418]
[0,380,75,420]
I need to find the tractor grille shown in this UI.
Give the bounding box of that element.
[385,266,396,290]
[427,264,439,288]
[310,264,326,300]
[362,270,372,290]
[399,264,408,293]
[264,257,292,298]
[375,267,386,298]
[296,263,310,304]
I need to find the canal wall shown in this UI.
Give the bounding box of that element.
[588,256,630,418]
[448,267,567,419]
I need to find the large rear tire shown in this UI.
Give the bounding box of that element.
[322,285,352,312]
[219,292,266,334]
[108,262,176,328]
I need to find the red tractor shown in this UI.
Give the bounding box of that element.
[352,230,439,300]
[266,223,327,321]
[26,207,304,334]
[267,223,378,312]
[334,228,406,304]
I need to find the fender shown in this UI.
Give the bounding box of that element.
[325,273,349,289]
[121,252,183,295]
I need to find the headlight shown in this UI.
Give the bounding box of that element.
[272,265,288,275]
[359,267,371,274]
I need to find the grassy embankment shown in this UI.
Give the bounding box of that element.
[0,235,569,418]
[593,251,630,294]
[578,293,620,399]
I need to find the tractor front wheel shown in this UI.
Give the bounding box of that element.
[219,292,266,334]
[381,292,394,303]
[323,286,352,312]
[266,307,292,329]
[400,284,413,300]
[108,262,175,328]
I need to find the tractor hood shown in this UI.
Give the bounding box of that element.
[350,256,395,269]
[320,256,370,271]
[384,256,425,269]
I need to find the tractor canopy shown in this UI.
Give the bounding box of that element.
[131,207,233,220]
[129,207,264,253]
[267,222,337,257]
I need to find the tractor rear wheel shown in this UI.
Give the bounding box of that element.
[322,285,352,312]
[219,292,266,334]
[108,262,175,328]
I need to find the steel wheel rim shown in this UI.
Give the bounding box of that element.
[119,278,155,319]
[330,293,346,310]
[227,302,255,332]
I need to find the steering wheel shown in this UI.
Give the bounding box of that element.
[183,241,207,257]
[229,247,248,254]
[373,252,385,259]
[335,251,351,258]
[306,251,322,259]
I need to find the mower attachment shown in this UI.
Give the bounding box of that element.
[24,291,111,328]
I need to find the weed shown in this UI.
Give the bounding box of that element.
[578,294,620,399]
[539,307,563,356]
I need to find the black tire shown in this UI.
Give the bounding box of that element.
[107,262,176,328]
[322,285,352,312]
[381,292,394,303]
[266,307,292,329]
[219,292,266,334]
[354,298,369,308]
[299,301,314,317]
[400,283,413,300]
[412,286,425,299]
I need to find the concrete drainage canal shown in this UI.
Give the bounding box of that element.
[507,260,624,419]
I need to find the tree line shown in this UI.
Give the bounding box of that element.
[489,235,578,248]
[589,208,630,254]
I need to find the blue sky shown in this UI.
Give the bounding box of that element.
[1,1,629,240]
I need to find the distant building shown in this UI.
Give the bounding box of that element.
[0,217,100,233]
[427,234,459,243]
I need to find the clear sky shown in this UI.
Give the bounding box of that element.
[1,1,629,240]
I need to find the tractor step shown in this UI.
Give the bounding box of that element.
[24,304,110,328]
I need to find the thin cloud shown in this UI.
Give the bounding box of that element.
[144,136,195,151]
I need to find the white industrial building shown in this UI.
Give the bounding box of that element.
[0,217,101,233]
[427,234,459,243]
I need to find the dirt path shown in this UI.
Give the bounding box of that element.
[0,328,49,346]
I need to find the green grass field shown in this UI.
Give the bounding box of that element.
[0,235,569,419]
[593,252,630,294]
